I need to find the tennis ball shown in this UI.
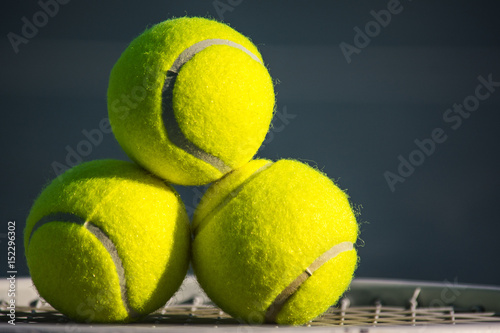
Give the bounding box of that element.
[24,159,190,323]
[192,159,359,325]
[107,17,275,186]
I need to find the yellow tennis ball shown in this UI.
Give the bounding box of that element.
[107,17,275,186]
[192,159,359,325]
[24,159,190,323]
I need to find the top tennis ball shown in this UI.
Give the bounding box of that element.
[107,17,275,185]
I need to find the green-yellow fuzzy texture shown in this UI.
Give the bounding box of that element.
[192,159,358,325]
[24,159,190,323]
[107,17,275,186]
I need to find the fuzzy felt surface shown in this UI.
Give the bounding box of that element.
[192,159,359,325]
[107,17,275,186]
[192,158,271,234]
[24,159,191,323]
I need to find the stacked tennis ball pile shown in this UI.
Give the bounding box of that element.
[24,17,359,325]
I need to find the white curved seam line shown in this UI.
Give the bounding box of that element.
[265,241,354,323]
[28,213,138,318]
[161,39,262,173]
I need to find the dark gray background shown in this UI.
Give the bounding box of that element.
[1,1,499,285]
